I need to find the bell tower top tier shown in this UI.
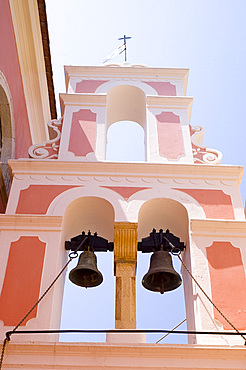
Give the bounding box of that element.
[31,64,221,164]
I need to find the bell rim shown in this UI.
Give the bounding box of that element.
[142,270,182,292]
[69,268,103,287]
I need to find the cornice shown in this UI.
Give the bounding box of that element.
[59,94,193,119]
[190,219,246,237]
[147,96,193,120]
[0,214,62,231]
[8,160,244,185]
[64,65,189,79]
[64,65,189,95]
[60,93,106,109]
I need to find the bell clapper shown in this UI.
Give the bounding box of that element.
[160,277,165,295]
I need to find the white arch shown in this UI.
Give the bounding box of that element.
[106,120,145,162]
[126,188,206,222]
[95,79,158,96]
[46,186,128,221]
[46,185,206,223]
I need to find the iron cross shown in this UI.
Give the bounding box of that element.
[118,35,132,62]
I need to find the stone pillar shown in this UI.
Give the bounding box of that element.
[114,222,138,329]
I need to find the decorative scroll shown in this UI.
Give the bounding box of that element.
[190,125,222,164]
[28,118,62,159]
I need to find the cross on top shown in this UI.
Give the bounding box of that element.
[118,35,132,62]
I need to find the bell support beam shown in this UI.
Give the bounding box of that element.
[114,222,138,329]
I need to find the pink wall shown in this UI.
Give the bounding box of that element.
[76,80,108,93]
[176,189,234,219]
[143,81,176,95]
[207,242,246,329]
[76,80,177,95]
[156,112,184,159]
[69,109,97,157]
[101,186,150,200]
[16,185,80,214]
[0,0,32,158]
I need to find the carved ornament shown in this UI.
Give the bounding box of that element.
[28,118,62,159]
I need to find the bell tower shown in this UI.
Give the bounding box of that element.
[0,64,246,348]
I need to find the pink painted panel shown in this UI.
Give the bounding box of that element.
[101,186,150,200]
[176,189,234,219]
[207,242,246,329]
[0,237,46,326]
[69,109,97,157]
[142,81,176,96]
[16,185,80,214]
[76,80,108,93]
[156,112,184,159]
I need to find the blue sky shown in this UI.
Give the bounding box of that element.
[46,0,246,343]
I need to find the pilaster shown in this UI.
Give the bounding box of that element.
[114,222,138,329]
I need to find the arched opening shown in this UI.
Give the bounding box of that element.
[137,198,189,343]
[0,76,15,201]
[60,197,115,342]
[106,120,145,161]
[106,85,146,161]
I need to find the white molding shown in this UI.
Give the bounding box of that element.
[190,219,246,237]
[65,65,189,85]
[8,160,244,184]
[0,214,62,231]
[60,93,106,108]
[147,96,193,121]
[60,94,193,120]
[3,342,246,369]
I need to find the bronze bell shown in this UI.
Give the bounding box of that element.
[69,250,103,288]
[142,250,182,294]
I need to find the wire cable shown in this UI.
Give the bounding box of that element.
[155,319,187,344]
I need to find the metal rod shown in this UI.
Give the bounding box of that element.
[5,328,246,341]
[155,319,187,344]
